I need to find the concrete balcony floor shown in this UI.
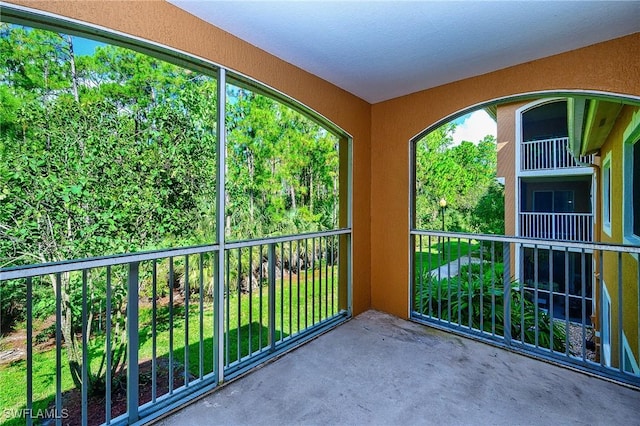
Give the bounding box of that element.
[157,310,639,425]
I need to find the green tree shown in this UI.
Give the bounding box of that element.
[414,120,499,233]
[1,25,219,393]
[226,86,339,240]
[472,180,505,235]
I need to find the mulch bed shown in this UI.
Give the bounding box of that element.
[52,357,192,426]
[566,322,596,362]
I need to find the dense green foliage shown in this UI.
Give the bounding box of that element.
[0,25,219,266]
[0,24,339,269]
[415,262,567,352]
[414,123,503,233]
[0,24,340,394]
[226,86,339,239]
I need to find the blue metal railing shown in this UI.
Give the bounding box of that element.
[0,229,351,425]
[410,230,640,388]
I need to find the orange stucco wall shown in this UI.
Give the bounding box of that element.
[4,1,640,320]
[496,101,527,239]
[371,33,640,318]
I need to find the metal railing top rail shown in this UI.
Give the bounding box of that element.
[224,228,351,250]
[0,243,221,280]
[519,212,593,216]
[0,228,351,281]
[521,137,569,144]
[410,229,640,254]
[522,136,569,144]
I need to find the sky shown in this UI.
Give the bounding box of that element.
[72,36,105,56]
[451,109,496,146]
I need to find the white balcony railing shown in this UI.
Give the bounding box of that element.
[521,137,594,171]
[519,212,593,242]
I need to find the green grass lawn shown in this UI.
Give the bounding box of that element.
[414,239,481,272]
[0,271,338,425]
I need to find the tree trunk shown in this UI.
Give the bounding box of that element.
[290,184,297,211]
[64,35,80,104]
[51,271,83,389]
[310,174,314,214]
[248,150,255,223]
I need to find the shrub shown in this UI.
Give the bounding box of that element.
[415,262,566,352]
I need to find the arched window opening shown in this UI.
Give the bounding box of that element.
[410,94,640,388]
[0,9,352,424]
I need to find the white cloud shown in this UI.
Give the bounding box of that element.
[451,110,496,146]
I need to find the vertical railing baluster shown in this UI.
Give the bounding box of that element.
[305,238,309,329]
[311,238,315,325]
[297,240,301,332]
[503,242,511,345]
[151,261,157,403]
[467,239,472,330]
[599,250,605,368]
[428,235,433,319]
[199,253,204,379]
[479,243,484,334]
[248,246,253,355]
[55,273,62,426]
[446,237,451,324]
[81,270,88,426]
[169,257,174,394]
[225,249,230,368]
[324,238,329,321]
[520,246,524,344]
[418,235,424,315]
[456,239,461,326]
[618,252,623,372]
[280,242,285,339]
[184,255,190,387]
[549,248,554,352]
[258,245,263,350]
[247,246,253,356]
[437,235,442,322]
[534,245,539,349]
[290,241,294,335]
[268,243,276,351]
[436,237,444,321]
[491,241,496,337]
[105,267,113,423]
[236,249,241,362]
[127,262,140,423]
[26,277,33,426]
[581,250,587,362]
[332,235,336,316]
[564,248,570,356]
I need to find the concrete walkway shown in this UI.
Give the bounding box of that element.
[157,310,639,426]
[430,256,481,279]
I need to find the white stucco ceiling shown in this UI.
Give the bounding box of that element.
[168,1,639,104]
